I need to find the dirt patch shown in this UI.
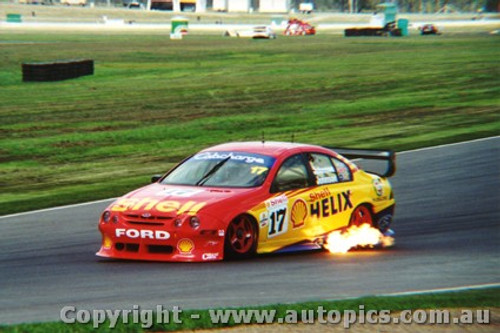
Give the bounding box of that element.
[170,308,499,333]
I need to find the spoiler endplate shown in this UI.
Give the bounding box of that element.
[324,147,396,178]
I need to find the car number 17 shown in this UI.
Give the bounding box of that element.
[268,207,288,238]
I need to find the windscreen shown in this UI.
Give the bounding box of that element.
[161,151,276,188]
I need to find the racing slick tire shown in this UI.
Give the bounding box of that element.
[349,204,374,227]
[224,215,258,259]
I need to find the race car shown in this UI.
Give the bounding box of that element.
[283,18,316,36]
[419,24,440,35]
[224,26,277,39]
[97,141,395,262]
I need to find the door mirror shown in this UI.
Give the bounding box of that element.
[151,175,162,183]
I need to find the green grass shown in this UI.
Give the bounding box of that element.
[1,30,499,215]
[0,287,498,332]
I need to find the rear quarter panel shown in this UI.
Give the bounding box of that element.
[248,170,394,254]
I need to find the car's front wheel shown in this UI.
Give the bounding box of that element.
[224,215,258,259]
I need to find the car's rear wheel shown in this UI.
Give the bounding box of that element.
[224,215,257,259]
[349,205,373,227]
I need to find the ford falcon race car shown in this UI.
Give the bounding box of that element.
[97,142,395,262]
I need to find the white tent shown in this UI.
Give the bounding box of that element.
[259,0,290,13]
[228,0,251,12]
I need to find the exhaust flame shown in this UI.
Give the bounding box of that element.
[325,224,395,254]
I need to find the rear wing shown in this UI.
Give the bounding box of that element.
[324,147,396,178]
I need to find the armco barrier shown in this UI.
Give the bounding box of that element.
[22,59,94,82]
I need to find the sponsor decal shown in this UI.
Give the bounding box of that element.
[310,190,353,218]
[312,166,336,172]
[373,178,384,196]
[250,166,268,175]
[194,152,266,165]
[103,235,112,249]
[373,196,389,202]
[312,166,339,185]
[218,230,225,237]
[177,238,195,254]
[309,188,331,201]
[290,199,308,229]
[259,212,269,228]
[317,176,338,185]
[156,188,204,198]
[332,158,352,181]
[110,198,206,215]
[265,195,288,209]
[202,252,219,260]
[115,228,170,240]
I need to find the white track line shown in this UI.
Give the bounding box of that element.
[398,135,499,155]
[379,282,500,297]
[0,198,116,220]
[2,135,499,220]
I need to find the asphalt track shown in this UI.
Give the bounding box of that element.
[0,137,499,325]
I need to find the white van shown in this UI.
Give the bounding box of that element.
[60,0,87,6]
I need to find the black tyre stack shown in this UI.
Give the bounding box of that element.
[22,59,94,82]
[345,27,402,37]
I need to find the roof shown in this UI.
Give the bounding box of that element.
[202,141,329,158]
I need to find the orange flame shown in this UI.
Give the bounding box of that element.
[325,224,394,254]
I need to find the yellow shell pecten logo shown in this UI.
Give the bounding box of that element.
[177,238,195,254]
[291,199,308,228]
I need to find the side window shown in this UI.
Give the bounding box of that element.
[309,153,339,185]
[271,154,311,193]
[331,157,353,182]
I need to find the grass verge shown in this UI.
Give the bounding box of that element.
[0,287,498,332]
[1,30,499,215]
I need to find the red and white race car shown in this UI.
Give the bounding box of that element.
[284,18,316,36]
[419,24,440,35]
[97,141,395,262]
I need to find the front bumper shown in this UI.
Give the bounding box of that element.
[97,222,226,262]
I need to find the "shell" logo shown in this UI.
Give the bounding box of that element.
[177,238,195,254]
[291,199,308,228]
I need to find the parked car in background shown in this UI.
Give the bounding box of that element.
[225,26,277,39]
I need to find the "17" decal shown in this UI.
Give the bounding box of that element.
[251,166,268,175]
[268,208,288,237]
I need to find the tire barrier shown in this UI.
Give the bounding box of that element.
[345,28,386,37]
[391,29,403,37]
[22,59,94,82]
[345,21,402,38]
[344,28,402,37]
